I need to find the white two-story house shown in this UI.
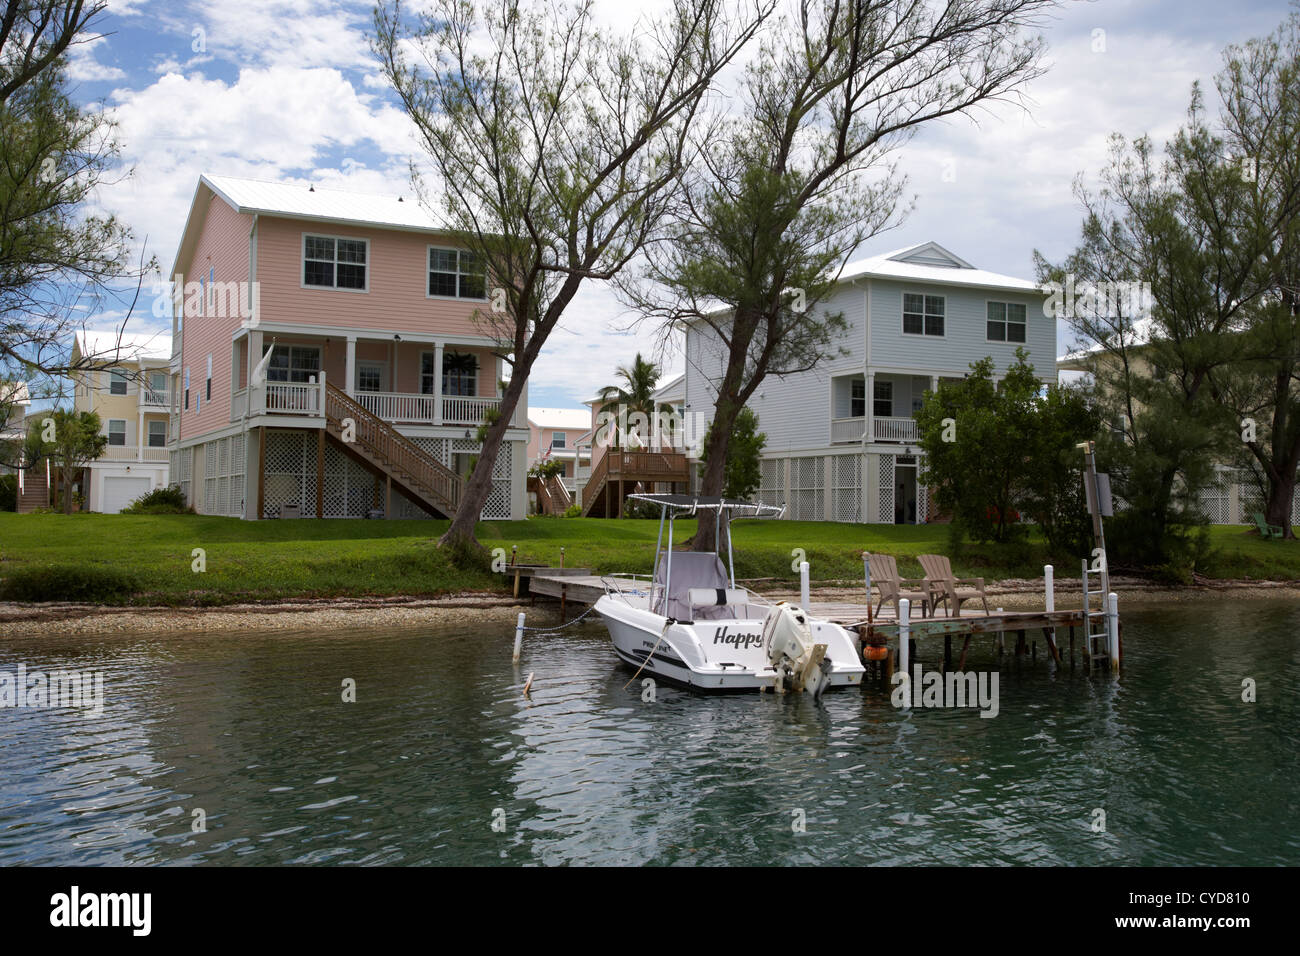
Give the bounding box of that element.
[683,242,1053,524]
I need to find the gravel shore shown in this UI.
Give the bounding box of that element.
[1,577,1295,637]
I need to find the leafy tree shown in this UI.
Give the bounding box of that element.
[0,1,151,382]
[917,354,1038,544]
[374,0,770,552]
[621,0,1053,550]
[699,406,765,500]
[530,458,564,481]
[27,408,104,513]
[917,350,1097,552]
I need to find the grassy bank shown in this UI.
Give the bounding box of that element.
[0,512,1296,606]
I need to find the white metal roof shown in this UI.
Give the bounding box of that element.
[75,329,172,363]
[838,241,1039,293]
[652,373,685,403]
[527,407,592,430]
[202,174,444,232]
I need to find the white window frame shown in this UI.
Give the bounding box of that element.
[986,299,1028,344]
[902,291,945,337]
[301,233,370,293]
[265,344,322,384]
[147,420,167,447]
[873,379,893,418]
[551,431,566,449]
[357,363,385,393]
[107,419,127,446]
[850,378,866,418]
[109,370,128,395]
[427,246,487,301]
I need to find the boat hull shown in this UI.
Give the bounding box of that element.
[596,596,864,693]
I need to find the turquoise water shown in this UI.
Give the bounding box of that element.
[0,598,1296,865]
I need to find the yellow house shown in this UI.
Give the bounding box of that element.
[70,330,173,513]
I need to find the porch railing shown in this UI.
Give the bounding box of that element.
[829,415,919,443]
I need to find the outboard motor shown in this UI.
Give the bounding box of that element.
[762,603,832,697]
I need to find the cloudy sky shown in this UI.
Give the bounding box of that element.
[71,0,1295,407]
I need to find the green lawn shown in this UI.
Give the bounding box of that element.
[0,512,1295,606]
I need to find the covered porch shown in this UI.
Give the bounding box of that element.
[229,327,524,428]
[829,371,960,444]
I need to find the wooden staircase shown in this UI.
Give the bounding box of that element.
[580,449,689,517]
[323,383,462,518]
[15,466,50,513]
[529,473,572,515]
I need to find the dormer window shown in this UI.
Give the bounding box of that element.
[303,235,367,290]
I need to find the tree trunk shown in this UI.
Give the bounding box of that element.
[438,376,526,552]
[1264,470,1297,538]
[61,465,75,514]
[693,397,743,552]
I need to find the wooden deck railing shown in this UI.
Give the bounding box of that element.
[324,383,462,515]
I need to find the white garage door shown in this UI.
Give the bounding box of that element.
[102,477,152,514]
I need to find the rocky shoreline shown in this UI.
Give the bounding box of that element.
[1,577,1296,636]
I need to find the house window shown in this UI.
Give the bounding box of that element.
[148,420,167,447]
[903,293,945,336]
[266,345,321,384]
[108,419,126,446]
[357,364,383,392]
[873,380,892,418]
[110,371,127,395]
[441,352,478,396]
[850,379,866,418]
[551,431,566,449]
[428,248,486,299]
[987,301,1027,342]
[147,370,167,400]
[303,235,367,290]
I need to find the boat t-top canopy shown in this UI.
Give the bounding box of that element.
[632,495,783,602]
[627,493,784,518]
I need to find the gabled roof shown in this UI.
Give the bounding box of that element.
[73,329,172,364]
[652,372,685,403]
[838,241,1038,293]
[527,407,592,431]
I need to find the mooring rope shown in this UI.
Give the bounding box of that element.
[622,619,674,690]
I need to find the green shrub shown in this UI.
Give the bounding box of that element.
[121,484,193,515]
[0,474,15,512]
[563,504,581,518]
[0,563,141,603]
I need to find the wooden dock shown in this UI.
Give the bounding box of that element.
[516,569,1117,672]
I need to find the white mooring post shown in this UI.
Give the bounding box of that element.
[800,560,811,611]
[1107,593,1120,670]
[1044,565,1054,613]
[512,611,525,663]
[898,598,911,709]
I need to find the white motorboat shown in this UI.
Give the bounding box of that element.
[594,494,865,695]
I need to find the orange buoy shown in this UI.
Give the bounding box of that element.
[863,645,889,662]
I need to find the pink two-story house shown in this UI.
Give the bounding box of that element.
[167,175,529,520]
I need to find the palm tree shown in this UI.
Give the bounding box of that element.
[443,352,478,396]
[597,353,662,450]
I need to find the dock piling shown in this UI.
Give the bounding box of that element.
[1107,592,1120,670]
[512,612,525,663]
[898,598,911,709]
[800,560,811,611]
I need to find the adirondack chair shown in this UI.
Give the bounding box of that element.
[868,553,932,619]
[1250,512,1286,540]
[918,554,990,617]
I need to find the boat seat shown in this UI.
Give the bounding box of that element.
[687,588,750,608]
[654,552,737,621]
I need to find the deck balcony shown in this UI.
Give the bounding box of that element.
[830,415,920,444]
